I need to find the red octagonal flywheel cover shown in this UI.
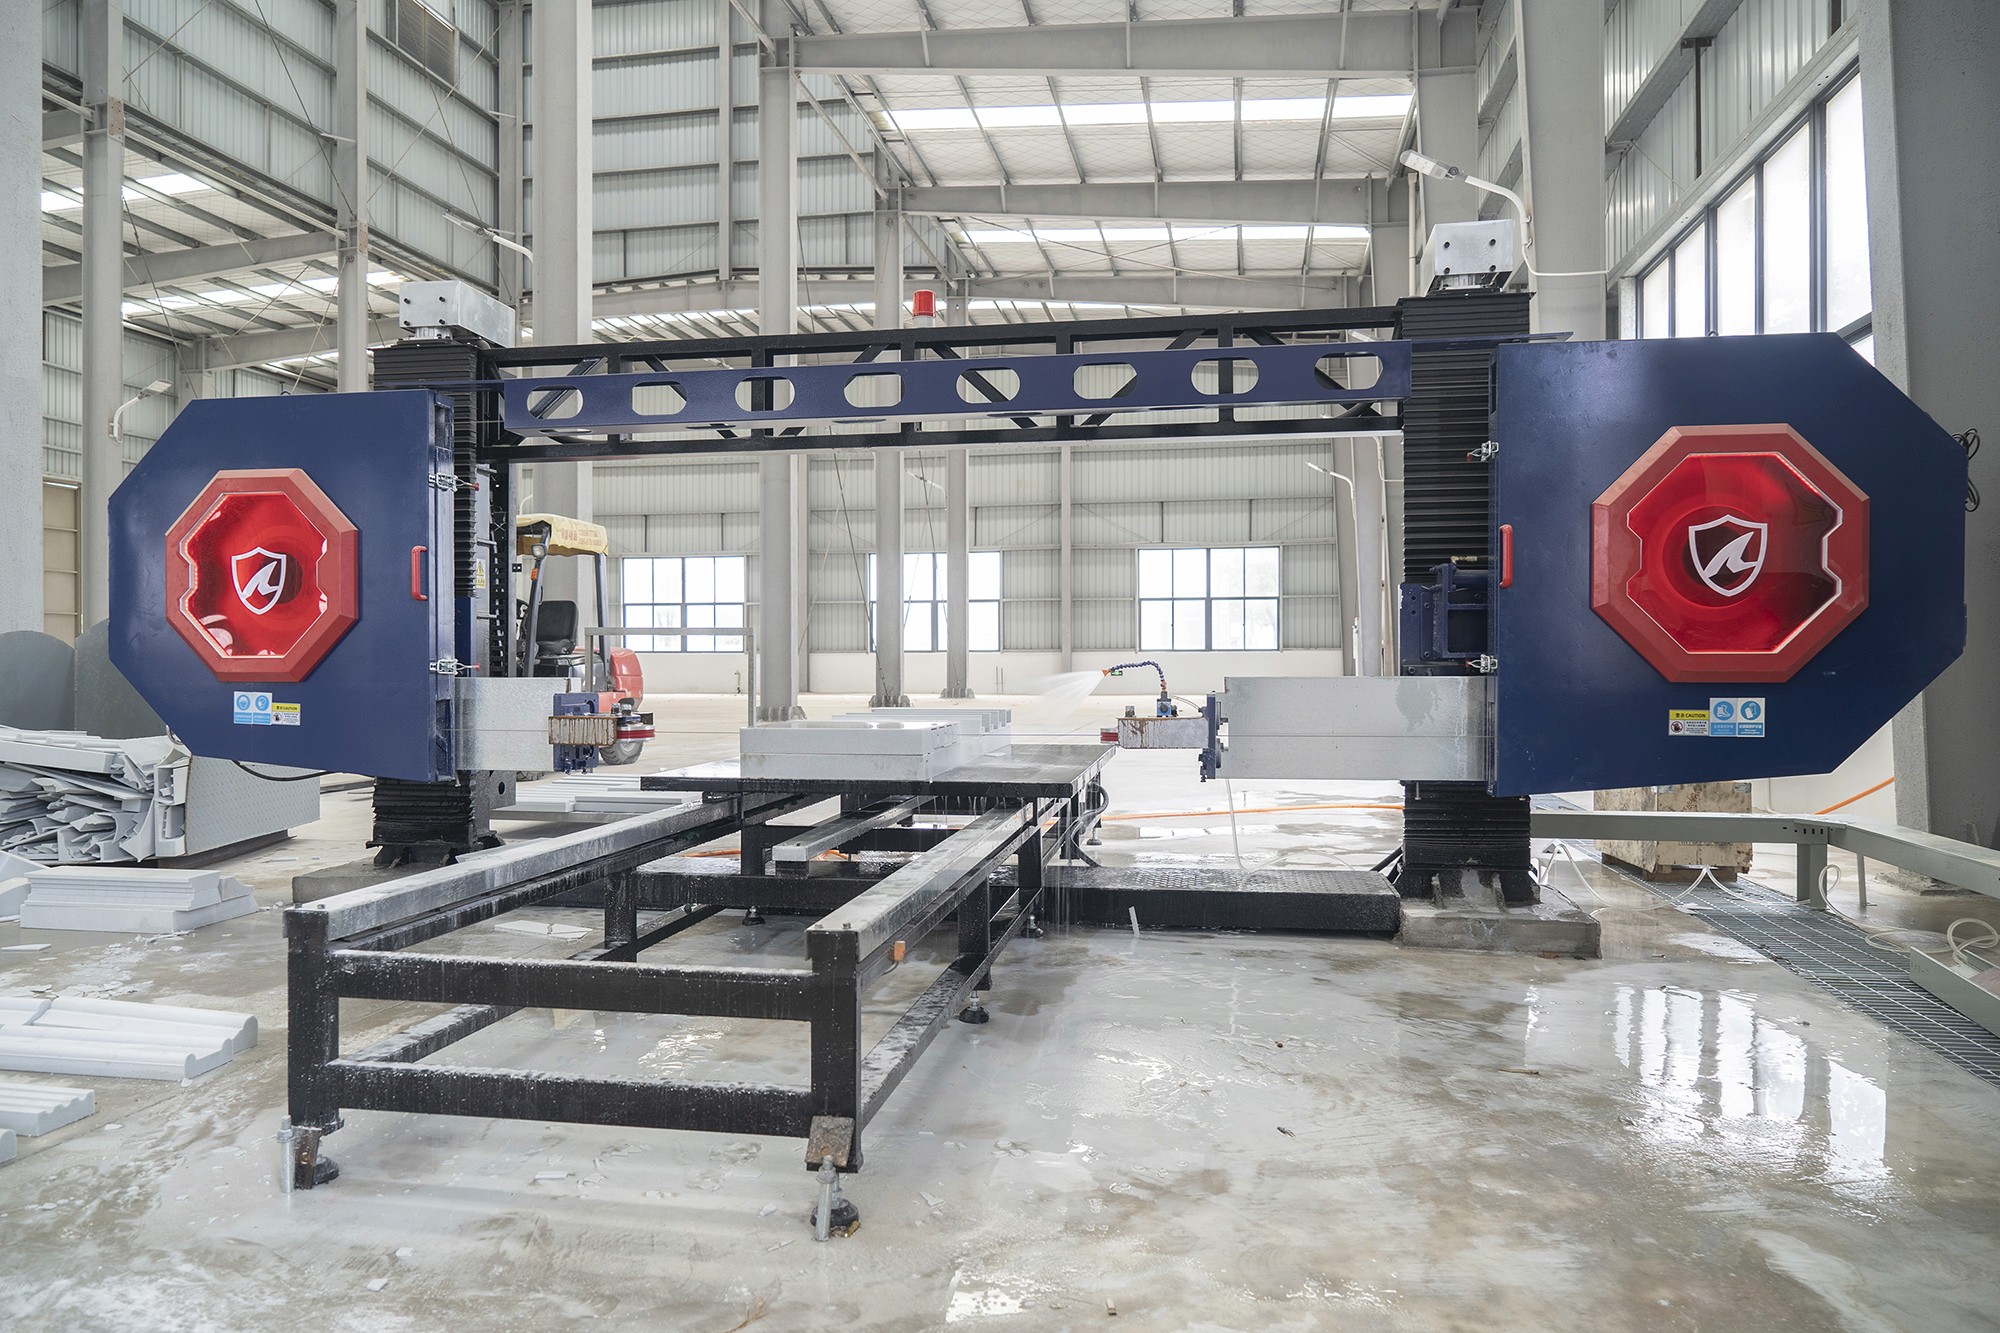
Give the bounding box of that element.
[164,468,360,682]
[1591,424,1869,683]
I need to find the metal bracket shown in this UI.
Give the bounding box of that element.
[1468,439,1499,463]
[805,1114,856,1171]
[428,658,470,676]
[429,471,467,492]
[1473,654,1499,674]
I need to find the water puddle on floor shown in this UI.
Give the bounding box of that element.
[1597,985,1890,1189]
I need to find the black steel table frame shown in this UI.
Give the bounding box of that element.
[281,789,1062,1190]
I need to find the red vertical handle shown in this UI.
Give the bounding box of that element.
[1498,524,1514,589]
[410,546,429,601]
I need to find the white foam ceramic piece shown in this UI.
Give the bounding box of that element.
[0,1083,94,1135]
[0,1126,14,1165]
[47,997,257,1054]
[0,996,51,1026]
[0,727,190,864]
[0,1026,233,1080]
[18,868,256,934]
[844,708,1015,758]
[0,878,31,915]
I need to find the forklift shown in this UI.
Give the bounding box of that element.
[514,514,654,766]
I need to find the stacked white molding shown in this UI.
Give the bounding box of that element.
[0,726,319,864]
[0,996,256,1081]
[502,772,698,817]
[739,719,971,782]
[17,867,257,934]
[843,707,1015,758]
[0,1084,94,1135]
[0,847,35,916]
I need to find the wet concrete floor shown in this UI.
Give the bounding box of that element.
[2,695,1998,1331]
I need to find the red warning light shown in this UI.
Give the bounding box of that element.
[164,469,359,682]
[1592,425,1869,683]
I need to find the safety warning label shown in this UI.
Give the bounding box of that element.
[1668,709,1709,737]
[1709,697,1765,737]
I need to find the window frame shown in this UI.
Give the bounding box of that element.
[866,551,1004,653]
[619,554,748,653]
[1634,67,1868,346]
[1135,545,1282,653]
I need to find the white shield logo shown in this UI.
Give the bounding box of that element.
[1686,515,1768,597]
[231,547,290,616]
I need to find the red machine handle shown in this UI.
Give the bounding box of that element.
[410,546,429,601]
[1498,524,1514,589]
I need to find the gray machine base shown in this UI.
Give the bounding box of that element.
[1397,880,1600,958]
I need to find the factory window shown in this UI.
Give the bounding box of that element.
[1713,180,1756,337]
[390,0,459,86]
[867,552,1002,652]
[620,556,745,652]
[1822,77,1871,334]
[1137,546,1280,652]
[1636,70,1870,346]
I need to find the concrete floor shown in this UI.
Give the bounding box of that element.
[3,693,2000,1331]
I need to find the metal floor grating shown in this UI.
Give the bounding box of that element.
[1659,882,2000,1087]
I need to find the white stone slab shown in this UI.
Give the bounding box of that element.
[18,893,256,935]
[0,1126,14,1165]
[46,998,257,1054]
[0,878,28,915]
[0,1026,234,1080]
[0,1083,93,1135]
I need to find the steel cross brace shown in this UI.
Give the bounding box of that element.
[501,340,1408,437]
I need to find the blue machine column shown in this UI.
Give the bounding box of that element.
[529,0,594,609]
[79,0,127,628]
[756,0,804,720]
[1860,0,2000,843]
[1,25,39,635]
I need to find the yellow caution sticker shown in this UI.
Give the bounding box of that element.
[271,702,302,727]
[1667,708,1709,737]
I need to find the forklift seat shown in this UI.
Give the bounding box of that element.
[531,600,585,677]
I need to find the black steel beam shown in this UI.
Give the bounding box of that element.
[860,887,1042,1126]
[492,305,1401,373]
[331,951,816,1022]
[340,908,727,1068]
[325,1061,816,1138]
[495,413,1403,463]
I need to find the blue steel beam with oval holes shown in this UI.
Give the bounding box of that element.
[501,340,1410,436]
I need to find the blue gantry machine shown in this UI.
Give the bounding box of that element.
[104,258,1969,1218]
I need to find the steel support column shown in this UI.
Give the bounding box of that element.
[716,0,734,280]
[756,0,802,720]
[334,0,369,393]
[529,0,594,605]
[495,0,526,311]
[1330,438,1386,676]
[871,200,908,708]
[1860,0,2000,843]
[1354,439,1389,676]
[1,28,39,635]
[942,448,972,698]
[1416,43,1480,231]
[1515,0,1607,340]
[1058,445,1074,673]
[79,0,126,629]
